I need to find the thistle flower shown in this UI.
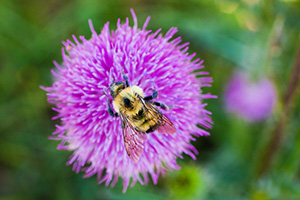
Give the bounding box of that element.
[224,71,277,122]
[42,9,215,192]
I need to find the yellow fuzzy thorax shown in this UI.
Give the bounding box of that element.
[112,86,144,114]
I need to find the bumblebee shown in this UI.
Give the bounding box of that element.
[107,74,176,163]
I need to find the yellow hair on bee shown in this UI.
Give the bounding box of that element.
[112,86,144,114]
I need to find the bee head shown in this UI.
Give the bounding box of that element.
[109,81,126,98]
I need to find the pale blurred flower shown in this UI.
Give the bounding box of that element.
[224,71,277,122]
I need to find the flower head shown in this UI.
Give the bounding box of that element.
[224,71,277,122]
[43,9,215,192]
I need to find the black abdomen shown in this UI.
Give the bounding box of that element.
[146,124,159,133]
[132,108,160,133]
[133,109,144,120]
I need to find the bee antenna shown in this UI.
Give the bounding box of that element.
[149,81,157,91]
[121,68,128,79]
[108,67,115,85]
[108,77,114,85]
[102,90,109,98]
[121,68,130,87]
[121,67,125,75]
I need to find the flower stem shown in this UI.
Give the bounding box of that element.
[256,42,300,177]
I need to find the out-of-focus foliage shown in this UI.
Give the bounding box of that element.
[1,0,300,199]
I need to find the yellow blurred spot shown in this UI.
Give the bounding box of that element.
[251,191,270,200]
[242,0,261,6]
[215,0,239,14]
[280,0,298,2]
[67,45,72,51]
[236,9,259,32]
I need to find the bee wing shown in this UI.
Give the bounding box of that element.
[120,112,147,163]
[156,114,176,134]
[138,96,176,134]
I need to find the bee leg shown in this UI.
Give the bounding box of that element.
[107,99,119,117]
[152,101,168,110]
[108,108,119,117]
[144,90,158,101]
[123,73,130,87]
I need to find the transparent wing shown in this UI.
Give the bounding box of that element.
[120,112,147,163]
[137,95,176,134]
[156,114,176,134]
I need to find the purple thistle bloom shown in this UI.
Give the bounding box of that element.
[224,71,277,122]
[42,9,215,192]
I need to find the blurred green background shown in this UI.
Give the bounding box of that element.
[1,0,300,199]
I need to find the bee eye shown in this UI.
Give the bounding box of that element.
[123,98,132,108]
